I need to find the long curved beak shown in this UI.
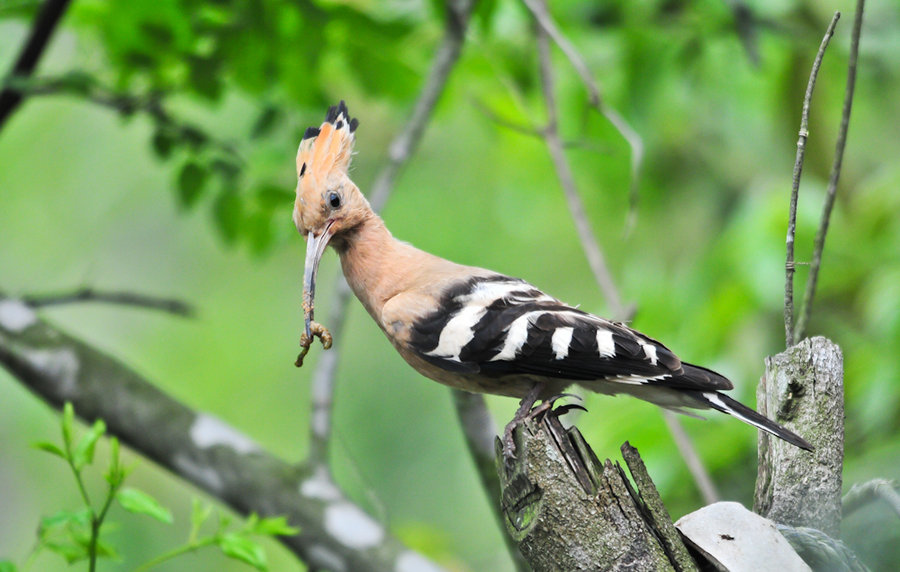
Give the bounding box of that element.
[302,221,335,340]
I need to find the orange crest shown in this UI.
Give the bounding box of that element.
[294,101,360,234]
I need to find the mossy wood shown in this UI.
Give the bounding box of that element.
[496,410,698,571]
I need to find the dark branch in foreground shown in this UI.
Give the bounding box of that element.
[793,0,865,344]
[0,0,72,132]
[783,11,841,348]
[23,288,194,318]
[0,295,443,572]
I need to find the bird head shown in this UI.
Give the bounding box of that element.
[293,101,364,346]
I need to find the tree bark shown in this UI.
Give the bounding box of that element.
[0,295,444,572]
[496,410,697,571]
[755,336,844,537]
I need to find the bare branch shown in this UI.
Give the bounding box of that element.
[306,3,516,564]
[662,411,720,505]
[0,0,72,132]
[843,478,900,520]
[473,98,614,154]
[305,0,481,464]
[534,20,625,319]
[0,295,444,571]
[23,287,194,318]
[794,1,864,344]
[531,1,717,502]
[367,0,476,213]
[522,0,644,223]
[452,391,530,571]
[6,73,242,166]
[472,98,545,138]
[784,12,841,348]
[723,0,761,66]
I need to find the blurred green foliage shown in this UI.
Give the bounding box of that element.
[1,0,898,570]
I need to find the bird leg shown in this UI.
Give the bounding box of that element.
[502,382,546,459]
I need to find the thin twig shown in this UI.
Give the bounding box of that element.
[23,288,194,317]
[532,4,718,503]
[306,0,478,464]
[452,391,530,571]
[0,0,72,132]
[6,73,242,164]
[473,98,614,154]
[784,12,841,349]
[534,21,625,319]
[843,479,900,519]
[661,411,719,505]
[793,2,864,344]
[723,0,760,66]
[522,0,644,227]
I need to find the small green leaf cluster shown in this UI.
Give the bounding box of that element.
[1,403,297,572]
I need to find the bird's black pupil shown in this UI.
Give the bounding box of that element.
[329,193,341,208]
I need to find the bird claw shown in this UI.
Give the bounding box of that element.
[501,392,585,461]
[295,321,333,367]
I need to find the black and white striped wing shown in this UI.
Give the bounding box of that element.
[410,275,732,391]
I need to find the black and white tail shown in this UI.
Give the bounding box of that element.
[691,390,813,450]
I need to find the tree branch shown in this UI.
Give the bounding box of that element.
[534,16,625,320]
[306,4,516,565]
[531,2,718,504]
[4,73,242,165]
[306,0,479,466]
[0,295,444,572]
[843,479,900,520]
[793,0,865,344]
[784,11,840,348]
[522,0,644,222]
[0,0,72,132]
[22,287,194,318]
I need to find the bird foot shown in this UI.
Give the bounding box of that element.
[501,391,585,460]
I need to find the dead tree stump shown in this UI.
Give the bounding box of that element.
[755,336,844,538]
[496,411,697,571]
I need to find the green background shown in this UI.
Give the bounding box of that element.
[1,0,898,569]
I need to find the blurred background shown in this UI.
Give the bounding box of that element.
[1,0,898,569]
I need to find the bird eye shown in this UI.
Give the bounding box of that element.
[328,191,342,209]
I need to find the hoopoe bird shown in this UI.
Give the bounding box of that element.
[293,102,812,455]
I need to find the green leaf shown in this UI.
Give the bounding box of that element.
[213,189,243,244]
[116,488,173,523]
[177,161,208,208]
[190,498,213,534]
[73,419,106,470]
[0,560,18,572]
[250,515,299,537]
[43,540,89,564]
[251,106,281,139]
[218,533,267,571]
[105,437,122,485]
[93,538,120,560]
[33,440,67,460]
[39,508,92,534]
[38,509,93,564]
[246,209,273,255]
[61,402,75,448]
[254,185,293,209]
[152,129,177,159]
